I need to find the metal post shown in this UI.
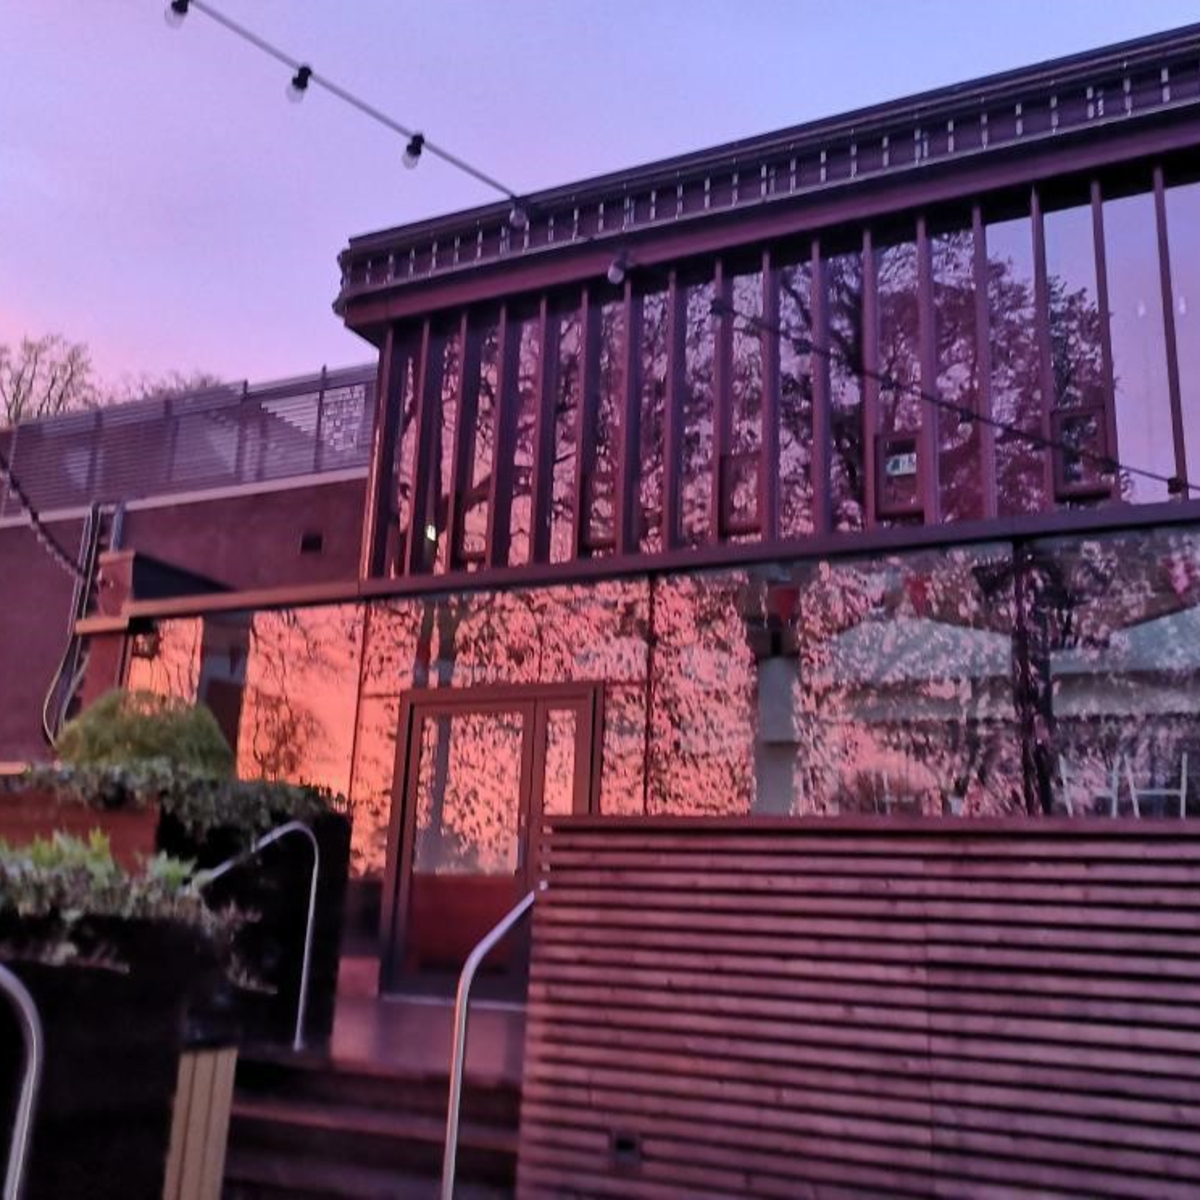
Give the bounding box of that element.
[0,963,43,1200]
[197,820,320,1052]
[440,887,538,1200]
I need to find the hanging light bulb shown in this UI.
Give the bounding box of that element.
[403,133,425,169]
[164,0,189,27]
[607,254,629,286]
[287,64,313,103]
[508,204,529,232]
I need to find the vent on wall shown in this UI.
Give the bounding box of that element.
[299,531,324,555]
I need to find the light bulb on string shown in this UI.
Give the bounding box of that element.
[164,0,189,28]
[287,65,313,104]
[403,134,425,169]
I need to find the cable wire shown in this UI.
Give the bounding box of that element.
[183,0,521,203]
[708,296,1198,499]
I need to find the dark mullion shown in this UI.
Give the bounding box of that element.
[662,271,687,550]
[485,305,521,569]
[810,240,833,535]
[404,320,440,576]
[1153,165,1189,497]
[615,281,644,556]
[972,204,999,520]
[530,298,561,562]
[572,289,602,557]
[861,227,879,528]
[1030,185,1056,507]
[359,326,401,578]
[916,216,939,523]
[759,247,781,543]
[1090,177,1120,488]
[444,311,481,571]
[710,259,733,540]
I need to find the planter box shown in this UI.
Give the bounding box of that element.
[0,919,225,1199]
[158,811,351,1048]
[0,790,158,868]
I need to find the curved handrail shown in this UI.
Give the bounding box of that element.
[440,885,541,1200]
[195,820,320,1052]
[0,963,43,1200]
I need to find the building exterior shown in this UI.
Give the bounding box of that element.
[5,24,1200,996]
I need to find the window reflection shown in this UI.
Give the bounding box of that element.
[826,249,866,530]
[778,258,815,537]
[1166,181,1200,498]
[1103,190,1173,503]
[507,315,540,566]
[639,291,668,554]
[586,300,623,553]
[391,342,419,570]
[460,322,498,566]
[933,226,985,521]
[550,311,580,563]
[1031,528,1200,818]
[986,214,1047,514]
[728,272,763,534]
[126,618,202,701]
[681,279,716,545]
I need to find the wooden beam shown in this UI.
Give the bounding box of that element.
[1153,164,1188,496]
[443,311,481,571]
[759,247,781,543]
[573,289,602,555]
[861,228,879,529]
[530,298,561,563]
[972,204,999,520]
[615,281,644,556]
[485,305,521,569]
[359,326,401,579]
[404,320,439,576]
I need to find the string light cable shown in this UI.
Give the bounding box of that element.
[162,0,530,229]
[0,443,86,580]
[707,295,1199,499]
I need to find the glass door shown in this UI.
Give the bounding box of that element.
[384,684,599,995]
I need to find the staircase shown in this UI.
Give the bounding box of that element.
[223,1051,519,1199]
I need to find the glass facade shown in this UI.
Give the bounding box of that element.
[134,523,1200,875]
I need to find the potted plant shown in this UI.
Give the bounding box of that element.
[0,833,238,1199]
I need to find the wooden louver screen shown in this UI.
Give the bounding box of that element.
[520,818,1200,1198]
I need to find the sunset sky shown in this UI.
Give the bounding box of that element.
[2,1,1197,389]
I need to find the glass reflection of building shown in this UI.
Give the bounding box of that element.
[123,29,1200,891]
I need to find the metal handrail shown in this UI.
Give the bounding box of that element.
[440,884,541,1200]
[195,820,320,1052]
[0,964,43,1200]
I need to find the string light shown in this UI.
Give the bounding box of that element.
[607,254,630,286]
[708,296,1197,499]
[162,0,530,229]
[287,64,312,104]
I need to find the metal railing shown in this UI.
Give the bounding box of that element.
[0,964,43,1200]
[440,885,541,1200]
[195,820,320,1053]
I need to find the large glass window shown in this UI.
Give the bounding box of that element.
[933,223,985,522]
[585,299,623,553]
[1166,181,1200,497]
[391,343,419,569]
[986,213,1046,515]
[1031,527,1200,818]
[826,248,866,530]
[460,321,498,566]
[549,309,580,563]
[638,290,668,554]
[507,314,541,566]
[422,328,460,573]
[1103,189,1174,504]
[778,257,815,537]
[681,278,716,545]
[728,270,764,534]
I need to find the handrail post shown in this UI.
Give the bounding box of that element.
[1,963,43,1200]
[195,820,321,1052]
[440,885,540,1200]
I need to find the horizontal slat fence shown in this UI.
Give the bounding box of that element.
[519,818,1200,1199]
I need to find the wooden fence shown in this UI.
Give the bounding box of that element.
[518,818,1200,1198]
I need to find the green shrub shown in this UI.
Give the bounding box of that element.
[0,831,239,967]
[55,690,234,776]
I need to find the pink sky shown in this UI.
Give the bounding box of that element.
[1,0,1196,388]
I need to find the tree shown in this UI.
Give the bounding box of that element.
[0,334,99,426]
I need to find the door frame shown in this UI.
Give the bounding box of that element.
[379,681,604,993]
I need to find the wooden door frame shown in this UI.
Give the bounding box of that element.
[379,681,604,992]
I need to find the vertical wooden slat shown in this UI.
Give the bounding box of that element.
[810,240,833,535]
[972,204,999,519]
[530,298,562,563]
[199,1048,237,1199]
[163,1052,195,1200]
[359,327,402,579]
[1091,178,1121,481]
[572,290,602,558]
[1153,164,1189,496]
[861,228,879,528]
[710,259,733,540]
[662,272,687,550]
[917,215,940,523]
[443,312,482,570]
[1031,185,1056,506]
[177,1050,216,1200]
[616,281,644,556]
[759,247,781,543]
[486,305,521,569]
